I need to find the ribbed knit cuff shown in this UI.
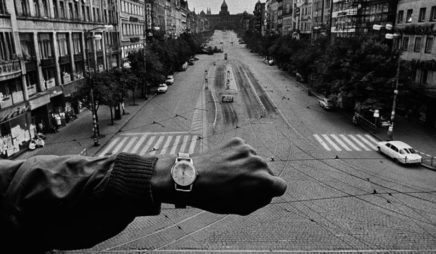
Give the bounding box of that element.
[106,153,161,216]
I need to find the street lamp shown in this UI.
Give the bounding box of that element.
[85,25,114,146]
[384,32,402,140]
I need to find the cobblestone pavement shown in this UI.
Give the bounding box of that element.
[57,31,436,253]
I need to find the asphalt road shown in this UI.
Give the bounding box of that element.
[72,31,436,253]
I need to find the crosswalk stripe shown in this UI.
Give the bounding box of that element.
[314,134,331,151]
[357,134,377,150]
[99,137,120,157]
[160,136,173,155]
[364,134,379,145]
[348,135,370,151]
[131,135,147,154]
[150,136,165,155]
[140,136,156,156]
[112,137,129,154]
[339,134,361,151]
[189,135,198,154]
[179,135,190,153]
[331,134,352,151]
[122,137,138,153]
[322,134,341,151]
[170,135,182,155]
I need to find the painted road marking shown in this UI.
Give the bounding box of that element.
[322,134,342,151]
[331,134,352,152]
[314,134,331,151]
[313,134,380,152]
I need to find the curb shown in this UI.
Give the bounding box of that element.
[92,94,156,156]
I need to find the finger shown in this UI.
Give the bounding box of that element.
[223,137,244,149]
[270,176,287,197]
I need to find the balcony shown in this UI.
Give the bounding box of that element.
[59,55,70,65]
[40,58,56,67]
[0,60,22,82]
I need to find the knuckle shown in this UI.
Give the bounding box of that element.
[231,137,245,146]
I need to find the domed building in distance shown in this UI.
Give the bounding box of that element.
[200,0,248,30]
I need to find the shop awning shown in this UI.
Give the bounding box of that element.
[0,104,29,124]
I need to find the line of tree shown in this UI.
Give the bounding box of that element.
[72,31,213,126]
[241,31,414,117]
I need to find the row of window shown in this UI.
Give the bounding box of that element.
[397,6,436,24]
[14,0,116,24]
[0,0,7,14]
[122,23,144,36]
[19,32,118,61]
[401,35,434,54]
[121,0,144,16]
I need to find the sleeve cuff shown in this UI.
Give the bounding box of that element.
[106,153,161,216]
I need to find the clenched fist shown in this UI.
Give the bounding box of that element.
[153,138,287,215]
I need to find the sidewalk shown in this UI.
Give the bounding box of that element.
[16,96,153,160]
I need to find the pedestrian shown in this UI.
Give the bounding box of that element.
[0,138,286,253]
[51,114,58,132]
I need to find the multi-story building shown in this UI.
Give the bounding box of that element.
[282,0,293,35]
[119,0,145,60]
[0,0,119,158]
[331,0,397,38]
[253,0,266,35]
[395,0,436,127]
[266,0,279,34]
[299,0,312,37]
[312,0,331,39]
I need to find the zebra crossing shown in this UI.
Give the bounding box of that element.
[313,133,379,152]
[98,132,202,157]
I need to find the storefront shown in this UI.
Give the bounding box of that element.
[0,104,34,158]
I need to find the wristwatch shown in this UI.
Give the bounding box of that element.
[171,153,197,208]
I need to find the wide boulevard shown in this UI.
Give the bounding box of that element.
[72,30,436,253]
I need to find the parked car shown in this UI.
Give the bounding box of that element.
[165,75,174,85]
[157,83,168,94]
[377,141,422,165]
[319,98,334,110]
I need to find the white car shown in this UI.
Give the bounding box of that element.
[157,83,168,94]
[319,98,334,110]
[165,75,174,85]
[377,141,422,165]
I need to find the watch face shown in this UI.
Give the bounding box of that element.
[171,161,196,187]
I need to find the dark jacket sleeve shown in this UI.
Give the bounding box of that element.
[0,153,160,252]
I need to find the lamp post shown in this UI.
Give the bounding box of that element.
[85,25,113,146]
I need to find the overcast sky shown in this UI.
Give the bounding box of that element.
[188,0,258,15]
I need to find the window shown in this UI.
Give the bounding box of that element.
[41,0,48,17]
[60,1,65,18]
[397,10,403,23]
[16,0,30,16]
[57,33,68,56]
[0,32,16,61]
[431,6,436,21]
[38,33,53,59]
[419,8,426,22]
[402,36,409,51]
[53,0,58,18]
[406,9,413,23]
[72,33,82,55]
[74,2,79,19]
[19,33,35,60]
[34,0,40,16]
[0,0,7,14]
[425,37,433,53]
[414,37,422,52]
[86,6,90,20]
[68,2,73,19]
[82,5,85,20]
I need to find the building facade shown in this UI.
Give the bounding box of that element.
[395,0,436,127]
[0,0,119,158]
[331,0,397,38]
[282,0,293,35]
[253,0,266,35]
[202,0,245,31]
[312,0,331,39]
[119,0,145,60]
